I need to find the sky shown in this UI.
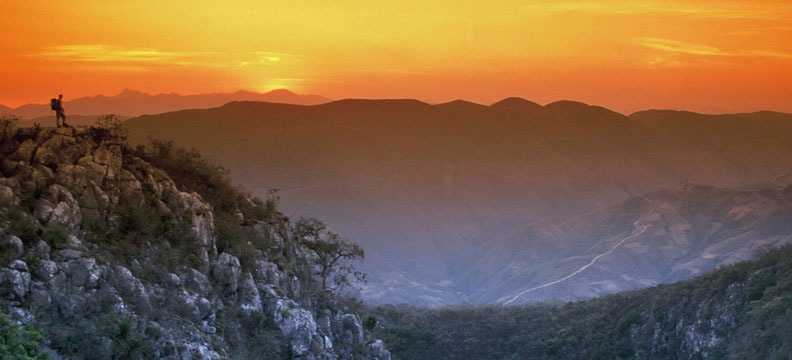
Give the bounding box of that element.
[2,0,792,113]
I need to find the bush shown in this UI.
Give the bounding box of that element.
[0,312,52,359]
[364,315,377,330]
[42,226,67,249]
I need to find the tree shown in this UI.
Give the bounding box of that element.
[294,218,365,291]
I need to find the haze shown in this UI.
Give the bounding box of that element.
[3,0,792,113]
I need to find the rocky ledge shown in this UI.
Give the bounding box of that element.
[0,125,390,359]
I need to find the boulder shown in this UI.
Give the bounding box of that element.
[109,266,152,314]
[0,185,17,207]
[274,300,321,358]
[184,268,210,294]
[33,240,51,259]
[367,340,392,360]
[1,235,24,259]
[0,268,30,300]
[63,257,102,288]
[8,260,28,272]
[34,260,58,282]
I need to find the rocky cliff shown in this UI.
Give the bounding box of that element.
[0,121,390,359]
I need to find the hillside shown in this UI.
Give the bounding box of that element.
[0,119,390,359]
[1,89,330,119]
[123,99,792,305]
[365,244,792,359]
[474,182,792,304]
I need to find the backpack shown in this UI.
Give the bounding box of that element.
[50,98,58,110]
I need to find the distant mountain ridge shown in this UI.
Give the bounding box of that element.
[0,88,331,118]
[121,98,792,305]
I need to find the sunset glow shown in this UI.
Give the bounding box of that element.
[2,0,792,113]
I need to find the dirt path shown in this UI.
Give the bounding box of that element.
[502,223,648,305]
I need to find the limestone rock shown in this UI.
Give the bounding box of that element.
[110,266,152,314]
[177,191,217,261]
[1,235,24,259]
[8,260,28,272]
[367,340,391,360]
[34,260,58,282]
[63,257,102,288]
[211,253,241,295]
[237,273,263,313]
[184,268,210,294]
[0,267,30,300]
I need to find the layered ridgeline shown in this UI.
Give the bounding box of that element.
[0,119,390,359]
[364,244,792,360]
[123,99,792,305]
[1,88,330,119]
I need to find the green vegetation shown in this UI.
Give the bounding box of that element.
[215,308,284,359]
[41,226,67,249]
[364,245,792,360]
[0,312,51,359]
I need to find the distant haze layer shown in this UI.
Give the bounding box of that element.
[124,98,792,305]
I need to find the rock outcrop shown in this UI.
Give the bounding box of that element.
[0,126,390,359]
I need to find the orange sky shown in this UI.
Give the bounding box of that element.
[2,0,792,113]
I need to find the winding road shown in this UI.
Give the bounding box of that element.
[502,222,648,305]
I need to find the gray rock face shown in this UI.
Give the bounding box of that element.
[177,191,217,261]
[275,299,322,357]
[110,266,152,314]
[237,273,263,313]
[211,253,241,294]
[0,128,391,360]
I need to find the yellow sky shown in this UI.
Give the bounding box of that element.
[2,0,792,113]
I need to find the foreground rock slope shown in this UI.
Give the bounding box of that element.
[0,121,390,359]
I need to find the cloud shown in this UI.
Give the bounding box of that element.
[634,37,792,60]
[237,51,299,67]
[633,38,728,56]
[745,50,792,59]
[30,45,304,71]
[520,1,783,19]
[32,45,211,64]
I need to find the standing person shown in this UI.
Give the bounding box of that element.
[50,94,67,127]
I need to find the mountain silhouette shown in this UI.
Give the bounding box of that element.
[0,88,330,118]
[124,98,792,305]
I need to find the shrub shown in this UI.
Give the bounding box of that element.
[0,312,52,359]
[42,226,67,249]
[364,315,377,330]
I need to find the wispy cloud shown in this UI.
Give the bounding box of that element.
[237,51,300,67]
[30,45,301,69]
[746,50,792,59]
[634,37,792,60]
[32,45,217,65]
[521,1,783,19]
[633,38,728,56]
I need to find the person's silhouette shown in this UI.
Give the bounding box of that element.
[52,94,67,127]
